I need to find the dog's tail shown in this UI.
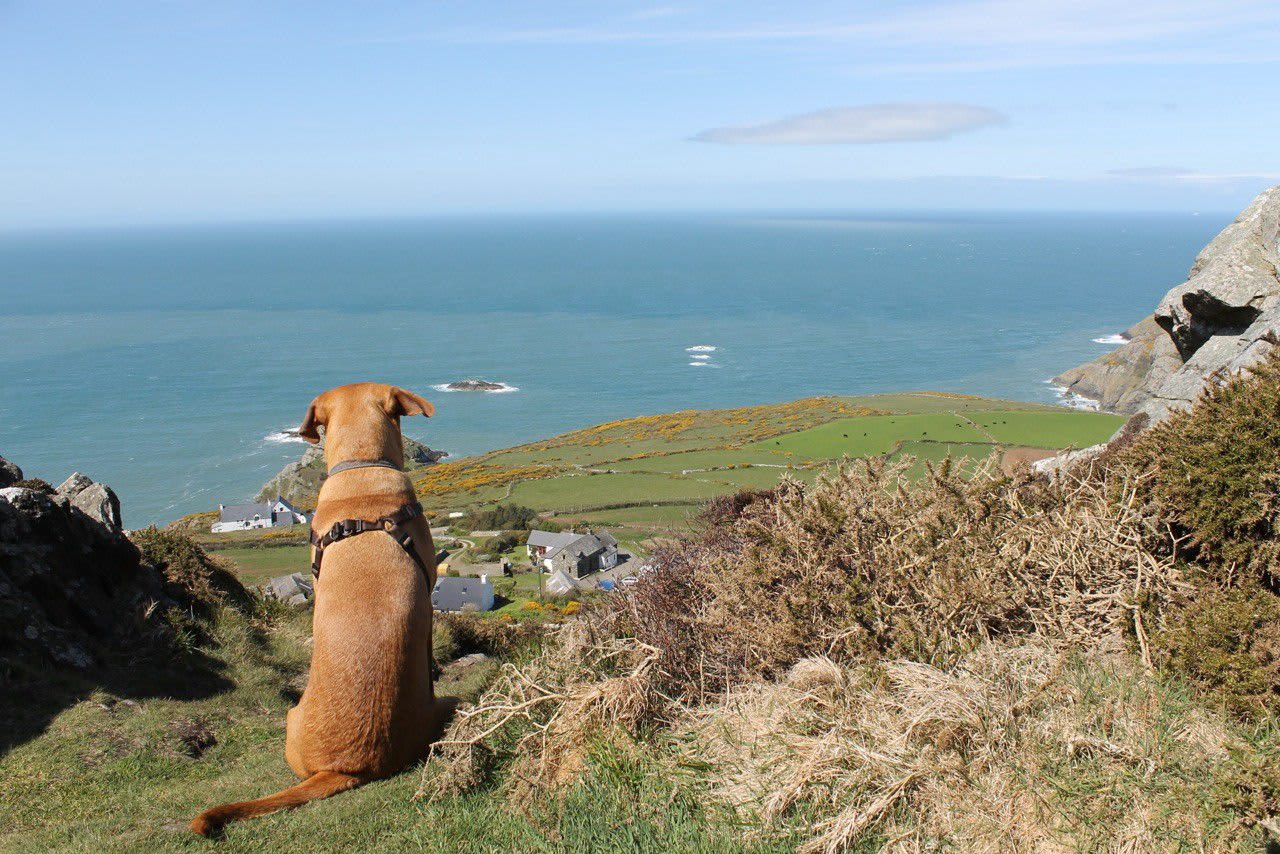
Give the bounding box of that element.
[190,770,363,837]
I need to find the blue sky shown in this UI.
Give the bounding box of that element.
[3,0,1279,227]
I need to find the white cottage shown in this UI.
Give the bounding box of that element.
[212,496,308,533]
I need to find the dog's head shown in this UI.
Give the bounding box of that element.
[298,383,434,467]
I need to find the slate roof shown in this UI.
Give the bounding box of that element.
[219,501,274,524]
[218,496,304,524]
[528,530,581,550]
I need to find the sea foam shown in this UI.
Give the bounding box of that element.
[1047,383,1101,411]
[1091,333,1129,345]
[264,430,308,445]
[685,345,717,352]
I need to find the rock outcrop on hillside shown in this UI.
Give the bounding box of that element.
[0,455,22,487]
[1054,186,1280,420]
[0,468,157,671]
[256,434,446,506]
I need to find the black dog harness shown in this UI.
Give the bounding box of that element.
[309,459,431,581]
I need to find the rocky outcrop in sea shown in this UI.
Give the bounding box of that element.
[1054,186,1280,421]
[256,434,447,506]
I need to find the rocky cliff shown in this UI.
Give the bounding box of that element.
[1,458,156,671]
[1054,186,1280,420]
[256,434,447,506]
[1,455,250,677]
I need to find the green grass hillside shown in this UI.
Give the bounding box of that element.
[9,362,1280,851]
[410,393,1121,517]
[195,393,1120,589]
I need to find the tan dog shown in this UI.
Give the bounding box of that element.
[192,383,453,836]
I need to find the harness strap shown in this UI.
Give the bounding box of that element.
[310,500,430,581]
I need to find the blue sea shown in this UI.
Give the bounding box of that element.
[0,212,1219,526]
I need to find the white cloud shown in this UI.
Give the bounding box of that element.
[692,103,1005,145]
[402,0,1280,73]
[1105,167,1280,187]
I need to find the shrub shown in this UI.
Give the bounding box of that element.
[1117,349,1280,581]
[625,459,1177,700]
[12,478,54,493]
[1151,584,1280,719]
[131,527,250,613]
[438,612,544,658]
[433,621,459,665]
[463,504,543,532]
[484,530,527,554]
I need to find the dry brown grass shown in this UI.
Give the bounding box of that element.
[626,457,1183,700]
[412,393,1280,849]
[418,618,664,804]
[682,642,1255,852]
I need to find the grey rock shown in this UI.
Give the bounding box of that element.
[267,572,313,602]
[56,472,123,532]
[55,471,95,498]
[1,463,163,673]
[1052,316,1182,414]
[1054,185,1280,420]
[256,434,447,506]
[0,455,22,487]
[1032,443,1107,479]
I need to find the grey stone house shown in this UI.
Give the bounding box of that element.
[528,529,619,578]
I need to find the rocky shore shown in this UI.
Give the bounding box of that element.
[1054,185,1280,420]
[256,434,447,506]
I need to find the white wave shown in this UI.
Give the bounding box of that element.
[685,345,717,352]
[1091,333,1129,345]
[431,382,520,393]
[1048,384,1100,411]
[690,354,711,360]
[263,430,307,445]
[688,361,720,368]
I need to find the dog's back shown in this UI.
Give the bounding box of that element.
[191,383,450,836]
[295,522,438,775]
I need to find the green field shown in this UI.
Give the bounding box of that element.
[206,393,1124,585]
[209,545,311,586]
[410,393,1123,522]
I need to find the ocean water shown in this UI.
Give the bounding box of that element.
[0,212,1219,526]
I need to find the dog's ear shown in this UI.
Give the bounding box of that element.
[297,399,325,444]
[386,387,435,419]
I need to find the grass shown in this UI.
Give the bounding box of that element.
[0,601,773,853]
[208,545,310,586]
[407,395,1122,531]
[184,393,1121,556]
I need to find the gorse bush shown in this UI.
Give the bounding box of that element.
[130,527,250,613]
[1110,349,1280,715]
[1151,584,1280,718]
[1118,349,1280,581]
[462,504,545,532]
[626,457,1178,699]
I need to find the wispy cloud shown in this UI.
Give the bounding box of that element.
[1105,167,1280,187]
[398,0,1280,73]
[693,103,1006,145]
